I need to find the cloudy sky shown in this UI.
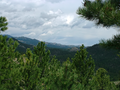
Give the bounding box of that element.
[0,0,120,47]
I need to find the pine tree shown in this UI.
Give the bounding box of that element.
[70,44,95,88]
[76,0,120,87]
[88,68,118,90]
[0,16,8,33]
[0,16,20,89]
[32,42,51,79]
[0,18,22,89]
[76,0,120,51]
[40,57,86,90]
[37,55,62,89]
[78,0,120,28]
[16,48,43,90]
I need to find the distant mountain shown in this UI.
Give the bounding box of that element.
[2,34,13,38]
[2,34,88,50]
[2,34,36,54]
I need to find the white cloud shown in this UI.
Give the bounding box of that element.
[48,9,62,15]
[41,33,47,36]
[48,30,54,34]
[65,15,74,25]
[43,22,52,26]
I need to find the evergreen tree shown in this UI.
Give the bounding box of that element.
[0,35,21,89]
[39,57,85,90]
[88,68,118,90]
[76,0,120,86]
[15,41,54,90]
[16,48,43,90]
[76,0,120,51]
[32,42,51,79]
[0,16,8,33]
[0,17,22,89]
[70,44,95,88]
[78,0,120,28]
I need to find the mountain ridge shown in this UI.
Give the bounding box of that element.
[2,34,89,50]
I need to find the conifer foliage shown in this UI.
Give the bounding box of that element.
[0,35,22,89]
[17,48,42,90]
[0,16,8,32]
[77,0,120,89]
[88,68,118,90]
[77,0,120,28]
[70,44,95,88]
[39,57,85,90]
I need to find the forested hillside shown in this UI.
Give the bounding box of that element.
[4,35,120,81]
[46,44,120,81]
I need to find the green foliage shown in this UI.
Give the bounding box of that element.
[70,44,95,88]
[39,57,85,90]
[0,16,8,32]
[16,49,42,90]
[33,42,51,67]
[95,68,111,89]
[99,34,120,52]
[14,41,119,81]
[89,68,118,90]
[77,0,120,84]
[0,37,119,89]
[0,35,22,89]
[32,42,51,80]
[77,0,120,28]
[14,41,52,90]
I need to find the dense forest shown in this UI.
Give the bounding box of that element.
[5,35,120,81]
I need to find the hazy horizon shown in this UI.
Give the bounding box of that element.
[2,34,97,47]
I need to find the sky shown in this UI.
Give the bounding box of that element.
[0,0,120,47]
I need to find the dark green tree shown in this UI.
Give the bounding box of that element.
[40,57,85,90]
[88,68,118,90]
[15,41,55,90]
[78,0,120,28]
[16,48,43,90]
[0,35,22,89]
[32,42,51,79]
[77,0,120,51]
[70,44,95,88]
[77,0,120,87]
[0,17,22,89]
[0,16,8,33]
